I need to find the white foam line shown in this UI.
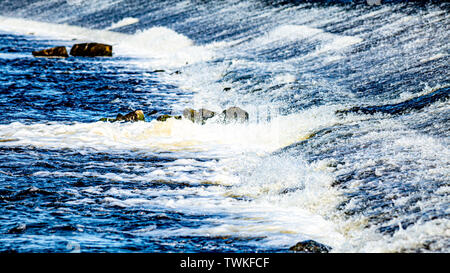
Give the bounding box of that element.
[0,16,215,67]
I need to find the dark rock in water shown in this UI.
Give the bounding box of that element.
[289,240,331,253]
[222,106,249,123]
[32,46,68,58]
[156,114,182,122]
[147,109,158,116]
[8,223,27,234]
[70,43,112,57]
[183,108,216,124]
[115,110,145,122]
[99,110,145,122]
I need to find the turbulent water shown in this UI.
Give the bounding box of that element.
[0,0,448,253]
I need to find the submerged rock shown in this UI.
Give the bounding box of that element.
[70,43,112,57]
[222,106,249,123]
[32,46,68,58]
[289,240,331,253]
[156,114,182,122]
[7,223,27,234]
[99,110,145,122]
[183,108,216,124]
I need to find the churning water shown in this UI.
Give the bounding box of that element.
[0,0,448,252]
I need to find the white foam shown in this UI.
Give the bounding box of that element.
[105,17,139,30]
[116,27,215,66]
[0,16,125,43]
[0,16,214,67]
[0,105,339,154]
[0,106,346,249]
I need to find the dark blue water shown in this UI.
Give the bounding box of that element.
[0,0,449,253]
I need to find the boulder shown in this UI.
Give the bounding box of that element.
[196,108,216,123]
[70,43,112,57]
[182,108,196,122]
[32,46,68,58]
[183,108,216,124]
[115,110,145,122]
[156,114,182,122]
[289,240,331,253]
[222,106,249,123]
[99,110,145,122]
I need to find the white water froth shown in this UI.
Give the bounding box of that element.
[0,16,214,67]
[0,106,348,249]
[105,17,139,30]
[1,2,447,252]
[0,106,339,154]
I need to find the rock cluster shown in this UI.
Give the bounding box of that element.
[183,107,249,124]
[32,43,113,58]
[99,107,249,124]
[183,108,216,124]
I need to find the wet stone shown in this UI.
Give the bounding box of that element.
[222,106,249,123]
[32,46,69,58]
[100,110,145,122]
[7,223,27,234]
[183,108,216,124]
[289,240,331,253]
[156,114,182,122]
[70,43,112,57]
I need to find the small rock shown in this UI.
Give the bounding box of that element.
[70,43,112,57]
[32,46,69,58]
[115,110,145,122]
[289,240,331,253]
[156,114,182,122]
[182,108,195,122]
[222,106,249,123]
[8,224,27,234]
[183,108,216,124]
[147,109,158,116]
[196,109,216,123]
[99,110,145,122]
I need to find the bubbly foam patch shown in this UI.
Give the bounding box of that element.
[0,106,339,154]
[0,16,213,67]
[105,17,139,30]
